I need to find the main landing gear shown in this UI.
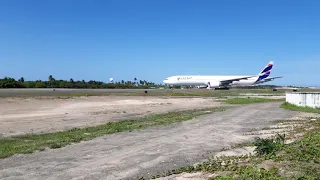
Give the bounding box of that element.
[214,87,230,90]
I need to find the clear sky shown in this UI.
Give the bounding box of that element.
[1,0,320,86]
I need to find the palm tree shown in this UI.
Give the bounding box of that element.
[48,75,54,81]
[134,77,137,85]
[48,75,55,88]
[18,77,24,83]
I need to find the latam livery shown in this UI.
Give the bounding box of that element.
[163,61,282,89]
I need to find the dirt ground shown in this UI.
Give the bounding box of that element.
[0,102,308,180]
[0,96,221,137]
[2,94,315,180]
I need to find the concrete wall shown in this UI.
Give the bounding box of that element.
[286,92,320,108]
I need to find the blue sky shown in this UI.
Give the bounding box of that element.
[1,0,320,86]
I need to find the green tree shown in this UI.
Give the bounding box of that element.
[135,77,139,86]
[18,77,24,83]
[0,76,157,89]
[48,75,54,81]
[35,82,45,88]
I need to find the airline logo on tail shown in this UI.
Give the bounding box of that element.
[257,61,273,81]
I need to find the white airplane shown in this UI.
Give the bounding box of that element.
[163,61,282,90]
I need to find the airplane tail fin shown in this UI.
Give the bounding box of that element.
[257,61,273,81]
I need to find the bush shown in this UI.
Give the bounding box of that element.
[254,133,285,156]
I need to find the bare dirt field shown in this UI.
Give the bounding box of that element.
[0,102,311,180]
[0,96,221,137]
[0,88,286,97]
[1,91,315,180]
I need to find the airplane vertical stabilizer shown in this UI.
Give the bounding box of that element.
[257,61,273,81]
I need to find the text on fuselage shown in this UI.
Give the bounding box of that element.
[177,77,192,81]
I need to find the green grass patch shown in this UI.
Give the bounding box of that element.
[129,89,285,98]
[0,107,225,159]
[210,166,282,179]
[280,102,320,114]
[224,97,285,104]
[54,89,284,98]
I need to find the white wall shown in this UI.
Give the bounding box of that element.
[286,92,320,108]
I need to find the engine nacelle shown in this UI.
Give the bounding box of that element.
[207,81,221,88]
[197,85,208,89]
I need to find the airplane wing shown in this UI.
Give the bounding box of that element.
[255,76,283,84]
[265,76,283,80]
[220,76,256,85]
[261,76,283,82]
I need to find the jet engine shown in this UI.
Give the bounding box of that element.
[206,81,221,88]
[197,85,208,89]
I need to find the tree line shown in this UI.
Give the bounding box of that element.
[0,76,162,89]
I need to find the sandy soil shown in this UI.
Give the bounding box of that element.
[0,96,221,137]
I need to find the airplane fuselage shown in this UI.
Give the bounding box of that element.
[163,75,259,87]
[163,61,281,89]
